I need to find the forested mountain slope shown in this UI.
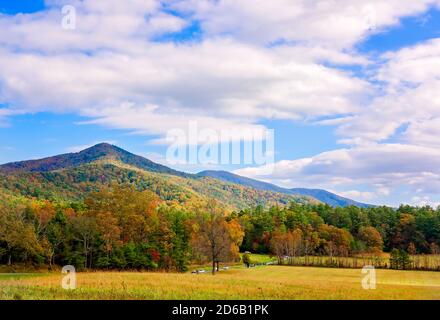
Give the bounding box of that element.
[0,144,315,210]
[198,170,371,208]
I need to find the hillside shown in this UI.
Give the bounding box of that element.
[197,170,371,208]
[0,144,315,210]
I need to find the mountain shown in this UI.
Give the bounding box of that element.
[0,143,316,210]
[287,188,371,208]
[197,170,290,194]
[0,143,369,208]
[0,143,189,177]
[197,170,371,208]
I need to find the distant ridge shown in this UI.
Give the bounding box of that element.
[197,170,372,208]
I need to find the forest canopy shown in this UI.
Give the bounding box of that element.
[1,185,440,272]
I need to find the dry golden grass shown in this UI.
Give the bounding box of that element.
[1,266,440,300]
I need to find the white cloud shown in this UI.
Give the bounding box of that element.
[336,190,377,201]
[0,1,373,143]
[171,0,439,48]
[79,102,268,144]
[0,40,368,119]
[335,186,390,202]
[0,0,180,54]
[336,38,440,147]
[410,196,440,208]
[235,143,440,199]
[0,0,436,141]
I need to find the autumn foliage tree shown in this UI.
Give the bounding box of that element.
[191,200,244,274]
[318,224,352,259]
[0,204,42,265]
[358,226,384,254]
[392,214,427,251]
[82,186,191,270]
[270,229,286,264]
[85,185,160,244]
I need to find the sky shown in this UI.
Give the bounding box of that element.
[1,0,440,207]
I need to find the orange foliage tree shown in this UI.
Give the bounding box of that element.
[190,199,244,274]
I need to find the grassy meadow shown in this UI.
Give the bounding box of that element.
[1,265,440,300]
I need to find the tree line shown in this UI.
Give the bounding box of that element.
[2,187,440,272]
[234,203,440,269]
[0,186,242,274]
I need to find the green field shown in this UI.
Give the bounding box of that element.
[1,265,440,300]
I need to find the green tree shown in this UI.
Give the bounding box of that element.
[70,215,98,269]
[242,252,252,268]
[390,249,412,270]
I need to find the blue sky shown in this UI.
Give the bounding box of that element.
[1,0,440,207]
[0,0,45,14]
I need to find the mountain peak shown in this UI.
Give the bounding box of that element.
[0,143,189,177]
[77,143,125,158]
[83,142,115,150]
